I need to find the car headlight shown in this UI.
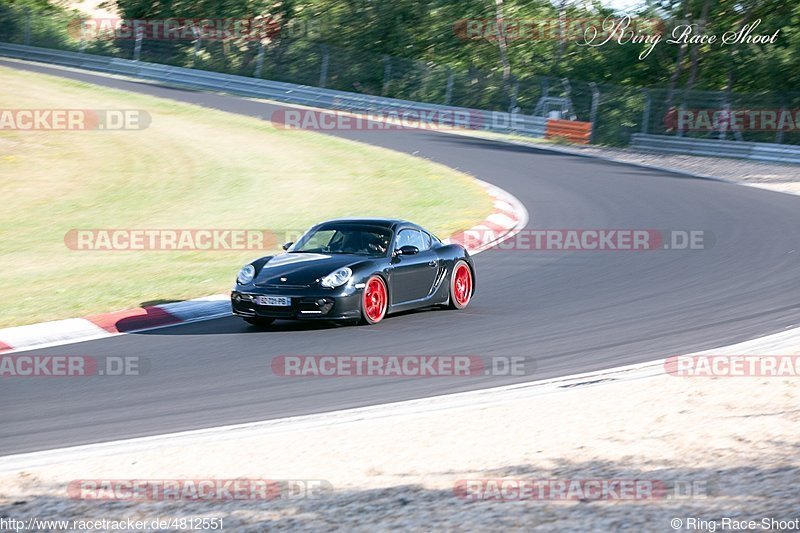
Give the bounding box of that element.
[237,264,256,285]
[320,267,352,288]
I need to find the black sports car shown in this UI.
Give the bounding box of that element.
[231,218,475,326]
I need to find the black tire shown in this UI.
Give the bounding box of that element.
[448,260,473,310]
[244,317,275,327]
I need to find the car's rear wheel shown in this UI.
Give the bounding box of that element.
[448,260,473,309]
[244,317,275,327]
[361,275,388,325]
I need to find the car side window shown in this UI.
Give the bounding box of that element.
[396,229,425,250]
[420,232,432,250]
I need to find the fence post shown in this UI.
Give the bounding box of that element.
[190,26,202,67]
[419,62,432,101]
[319,44,329,88]
[133,27,143,61]
[775,99,786,144]
[24,8,32,46]
[254,42,265,78]
[641,89,650,134]
[676,103,686,138]
[382,55,391,96]
[444,68,454,106]
[509,76,519,113]
[589,82,600,144]
[561,78,573,118]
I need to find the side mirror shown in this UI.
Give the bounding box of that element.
[396,245,419,256]
[282,242,294,251]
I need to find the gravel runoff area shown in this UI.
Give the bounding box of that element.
[551,145,800,195]
[473,133,800,196]
[1,329,798,531]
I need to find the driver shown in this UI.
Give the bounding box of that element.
[339,231,364,253]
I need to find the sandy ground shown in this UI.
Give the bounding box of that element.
[1,331,799,531]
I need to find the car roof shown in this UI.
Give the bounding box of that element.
[318,218,416,229]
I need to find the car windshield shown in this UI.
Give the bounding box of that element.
[291,224,391,256]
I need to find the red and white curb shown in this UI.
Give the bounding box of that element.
[0,182,528,355]
[0,295,232,354]
[445,178,529,253]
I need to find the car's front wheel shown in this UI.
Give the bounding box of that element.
[244,317,275,327]
[448,260,473,309]
[361,275,388,325]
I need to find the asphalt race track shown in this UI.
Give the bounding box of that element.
[2,59,800,455]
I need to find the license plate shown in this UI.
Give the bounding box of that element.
[257,295,291,307]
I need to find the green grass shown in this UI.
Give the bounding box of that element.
[0,66,493,327]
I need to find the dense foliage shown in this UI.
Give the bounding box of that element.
[3,0,799,143]
[100,0,800,92]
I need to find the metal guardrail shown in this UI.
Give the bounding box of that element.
[631,133,800,165]
[0,42,547,138]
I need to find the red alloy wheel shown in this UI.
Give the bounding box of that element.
[362,275,388,324]
[450,261,472,309]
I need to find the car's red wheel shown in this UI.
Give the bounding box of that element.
[449,260,473,309]
[361,275,388,324]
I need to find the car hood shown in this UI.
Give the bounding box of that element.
[253,253,368,286]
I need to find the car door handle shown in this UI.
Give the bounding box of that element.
[428,260,437,267]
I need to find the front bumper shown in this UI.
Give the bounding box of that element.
[231,286,362,320]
